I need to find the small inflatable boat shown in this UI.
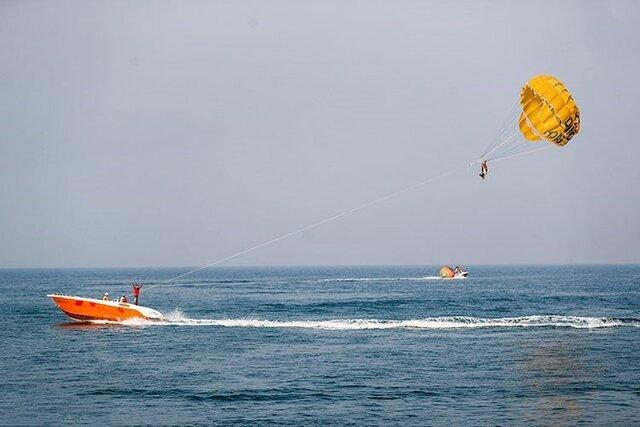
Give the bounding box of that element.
[439,266,468,279]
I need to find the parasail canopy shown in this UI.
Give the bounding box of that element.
[519,75,580,146]
[477,74,581,165]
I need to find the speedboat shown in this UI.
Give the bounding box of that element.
[47,294,164,322]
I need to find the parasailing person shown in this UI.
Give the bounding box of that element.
[479,160,488,179]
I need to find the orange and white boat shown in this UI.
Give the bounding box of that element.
[47,294,164,322]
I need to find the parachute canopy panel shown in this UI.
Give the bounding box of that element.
[519,75,580,147]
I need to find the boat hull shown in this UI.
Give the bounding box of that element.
[47,294,164,322]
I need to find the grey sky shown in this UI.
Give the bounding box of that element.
[1,0,639,268]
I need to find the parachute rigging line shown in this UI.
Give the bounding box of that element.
[486,139,543,161]
[481,104,518,156]
[482,130,520,160]
[145,166,462,292]
[488,145,550,163]
[470,130,520,167]
[480,101,521,159]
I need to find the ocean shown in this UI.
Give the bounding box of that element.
[2,265,639,425]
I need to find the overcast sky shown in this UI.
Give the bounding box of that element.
[1,0,639,267]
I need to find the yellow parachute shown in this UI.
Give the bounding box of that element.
[519,75,580,146]
[477,75,580,168]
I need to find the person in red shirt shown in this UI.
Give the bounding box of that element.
[132,284,142,305]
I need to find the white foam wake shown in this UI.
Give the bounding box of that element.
[317,276,442,282]
[143,311,638,330]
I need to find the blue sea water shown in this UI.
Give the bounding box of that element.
[2,265,640,425]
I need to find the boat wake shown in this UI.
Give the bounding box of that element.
[116,311,640,330]
[315,276,443,283]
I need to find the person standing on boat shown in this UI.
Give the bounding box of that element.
[132,284,142,305]
[102,292,110,301]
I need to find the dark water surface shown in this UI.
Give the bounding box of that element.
[2,265,640,425]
